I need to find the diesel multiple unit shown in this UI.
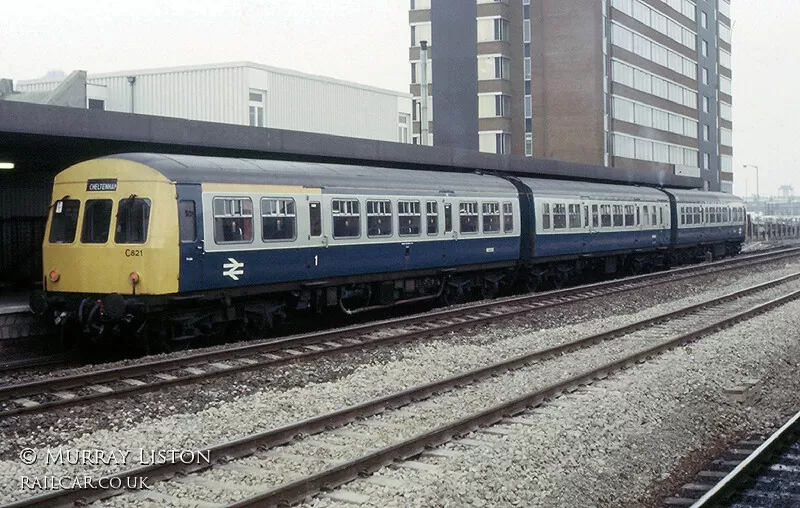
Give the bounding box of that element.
[32,153,746,349]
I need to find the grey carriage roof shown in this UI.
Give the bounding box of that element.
[518,177,670,201]
[665,188,745,205]
[103,153,518,196]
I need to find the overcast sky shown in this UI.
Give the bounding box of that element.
[1,0,796,197]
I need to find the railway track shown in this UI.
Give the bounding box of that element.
[7,271,800,507]
[664,410,800,507]
[1,246,800,419]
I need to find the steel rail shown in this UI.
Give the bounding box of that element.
[6,274,800,508]
[1,248,799,419]
[690,409,800,507]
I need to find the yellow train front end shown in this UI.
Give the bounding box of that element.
[31,158,179,343]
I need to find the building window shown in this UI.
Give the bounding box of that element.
[495,95,510,117]
[88,99,105,110]
[496,133,511,154]
[703,124,710,141]
[524,57,531,80]
[411,23,431,47]
[702,68,709,85]
[249,90,265,127]
[701,11,708,29]
[702,96,709,113]
[398,114,409,143]
[524,95,532,119]
[703,153,710,169]
[525,133,533,157]
[494,19,509,41]
[701,40,708,58]
[495,57,510,79]
[523,19,531,43]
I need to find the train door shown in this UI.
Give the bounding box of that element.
[581,201,592,254]
[176,184,205,291]
[306,199,325,277]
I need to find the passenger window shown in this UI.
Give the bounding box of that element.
[332,199,361,238]
[542,203,551,230]
[592,205,600,228]
[642,205,650,226]
[81,199,113,244]
[309,202,322,237]
[482,202,501,233]
[444,203,453,232]
[723,207,729,222]
[635,206,640,226]
[553,204,567,229]
[367,200,392,237]
[115,197,151,244]
[624,205,635,227]
[503,202,514,233]
[213,197,254,244]
[262,198,296,241]
[459,202,479,234]
[600,205,612,227]
[49,199,80,243]
[178,201,196,242]
[659,207,664,226]
[695,207,702,224]
[427,201,439,235]
[568,204,580,229]
[680,207,686,225]
[583,205,589,229]
[612,205,623,227]
[398,201,421,236]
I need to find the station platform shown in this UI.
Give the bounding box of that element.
[0,290,31,315]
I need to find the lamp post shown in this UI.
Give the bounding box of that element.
[743,164,759,201]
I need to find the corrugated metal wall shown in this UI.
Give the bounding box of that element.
[265,69,400,141]
[17,64,409,143]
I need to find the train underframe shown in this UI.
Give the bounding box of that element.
[31,239,743,354]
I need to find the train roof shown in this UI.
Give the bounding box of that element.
[102,153,518,196]
[518,177,670,201]
[665,188,745,205]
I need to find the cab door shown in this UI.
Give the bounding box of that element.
[176,184,205,292]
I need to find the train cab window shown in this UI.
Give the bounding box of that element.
[427,201,439,235]
[542,203,551,230]
[482,202,501,233]
[332,199,361,238]
[178,201,196,242]
[398,201,421,236]
[444,203,453,233]
[49,199,80,243]
[503,202,514,233]
[552,204,567,230]
[367,200,393,237]
[460,202,479,234]
[115,197,151,244]
[309,202,322,237]
[592,205,600,228]
[612,205,623,227]
[600,205,612,227]
[568,204,581,229]
[213,197,254,244]
[81,199,113,244]
[624,205,635,227]
[262,198,296,241]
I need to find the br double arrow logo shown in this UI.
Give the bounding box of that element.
[222,258,245,281]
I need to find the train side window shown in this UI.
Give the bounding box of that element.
[482,202,501,233]
[49,199,80,243]
[660,207,664,226]
[723,207,729,222]
[503,202,514,233]
[568,204,580,229]
[600,205,612,227]
[542,203,551,230]
[642,206,650,226]
[367,200,393,237]
[444,203,453,232]
[398,201,421,236]
[680,207,686,225]
[624,205,635,227]
[695,206,702,224]
[592,205,600,228]
[612,205,623,227]
[583,205,589,229]
[309,202,322,237]
[332,199,361,238]
[459,202,479,234]
[213,197,253,243]
[262,198,296,241]
[178,201,196,242]
[81,199,113,244]
[427,201,439,235]
[115,198,151,244]
[553,204,567,230]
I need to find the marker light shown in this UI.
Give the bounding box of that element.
[48,270,60,282]
[0,162,14,170]
[129,272,140,285]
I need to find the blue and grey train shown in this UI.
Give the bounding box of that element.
[33,153,746,346]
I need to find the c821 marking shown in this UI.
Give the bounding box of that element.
[125,249,143,257]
